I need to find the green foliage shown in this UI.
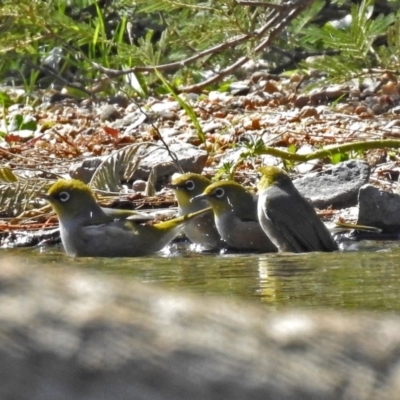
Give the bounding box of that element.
[239,136,266,158]
[0,0,306,93]
[0,114,37,138]
[289,0,326,38]
[0,0,151,88]
[0,91,14,108]
[214,137,269,179]
[1,0,399,97]
[381,13,400,66]
[214,161,236,181]
[330,152,348,165]
[154,69,206,143]
[282,144,297,171]
[300,0,397,80]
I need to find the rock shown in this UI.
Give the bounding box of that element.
[298,105,319,119]
[48,92,77,104]
[230,85,251,96]
[108,95,129,108]
[293,95,309,108]
[1,258,400,400]
[202,121,224,133]
[149,100,179,113]
[358,184,400,233]
[99,104,121,122]
[69,156,106,183]
[69,144,207,186]
[293,160,370,209]
[111,111,146,129]
[132,143,208,183]
[132,179,147,192]
[157,110,179,121]
[250,70,270,83]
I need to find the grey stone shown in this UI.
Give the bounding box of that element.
[202,121,223,133]
[111,110,148,129]
[132,179,147,192]
[108,95,129,108]
[69,156,106,183]
[157,110,179,121]
[132,142,208,182]
[293,160,370,209]
[69,144,207,185]
[1,258,400,400]
[358,184,400,233]
[99,104,121,122]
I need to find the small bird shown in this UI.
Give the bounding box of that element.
[257,166,338,253]
[41,179,210,257]
[195,181,277,252]
[169,173,226,251]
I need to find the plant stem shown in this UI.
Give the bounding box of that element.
[256,140,400,162]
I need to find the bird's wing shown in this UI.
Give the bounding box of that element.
[102,207,154,223]
[292,195,338,251]
[81,212,146,230]
[265,190,334,252]
[264,197,307,252]
[81,218,144,241]
[238,194,259,223]
[81,214,116,227]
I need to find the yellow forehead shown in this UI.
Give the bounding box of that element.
[257,166,289,187]
[171,173,211,186]
[47,179,93,196]
[203,180,243,195]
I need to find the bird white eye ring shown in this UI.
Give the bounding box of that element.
[185,180,195,191]
[58,191,70,202]
[214,188,225,198]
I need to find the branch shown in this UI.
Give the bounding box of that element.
[254,140,400,162]
[87,12,278,78]
[85,0,312,86]
[24,59,95,97]
[236,1,286,9]
[179,1,312,92]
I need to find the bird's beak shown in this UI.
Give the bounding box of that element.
[191,194,209,203]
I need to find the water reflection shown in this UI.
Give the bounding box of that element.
[2,240,400,312]
[257,246,400,311]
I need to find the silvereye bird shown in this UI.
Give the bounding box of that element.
[169,173,226,251]
[41,179,210,257]
[195,181,277,253]
[257,166,338,253]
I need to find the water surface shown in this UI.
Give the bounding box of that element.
[3,239,400,312]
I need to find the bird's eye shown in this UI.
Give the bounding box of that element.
[185,180,195,191]
[214,188,225,198]
[58,191,70,203]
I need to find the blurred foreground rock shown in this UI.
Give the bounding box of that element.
[1,259,400,400]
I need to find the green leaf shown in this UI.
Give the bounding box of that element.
[154,69,206,144]
[330,152,348,164]
[0,91,14,108]
[0,167,19,183]
[20,116,37,131]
